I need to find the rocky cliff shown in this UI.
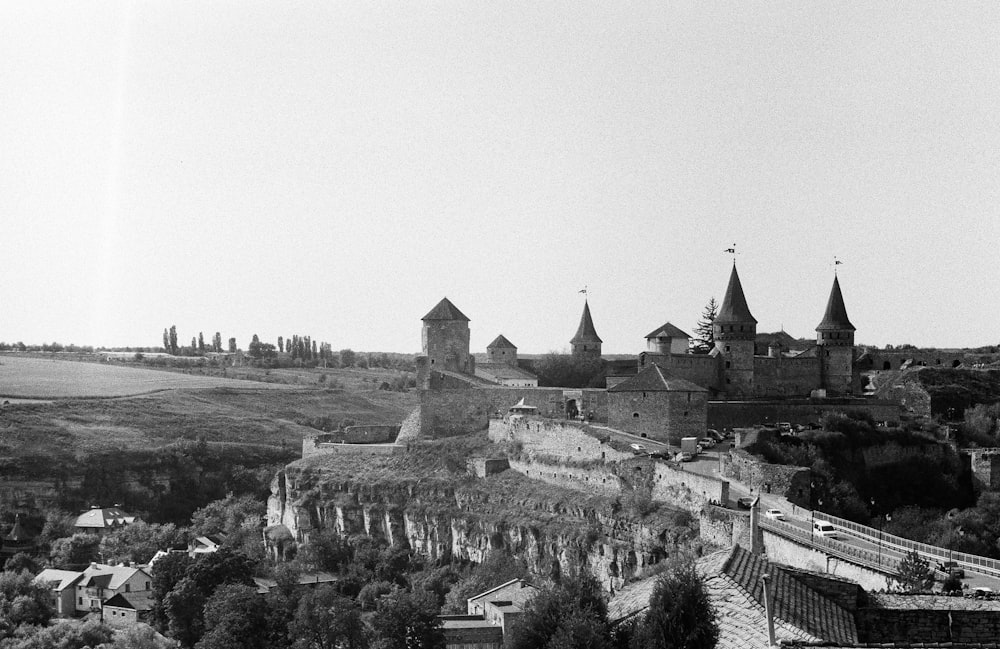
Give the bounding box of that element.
[267,433,698,592]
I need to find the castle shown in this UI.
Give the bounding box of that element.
[413,264,895,443]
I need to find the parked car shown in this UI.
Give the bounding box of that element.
[937,561,965,578]
[764,509,785,520]
[707,429,725,442]
[812,520,837,538]
[676,452,693,462]
[698,437,716,448]
[629,443,648,455]
[736,497,755,509]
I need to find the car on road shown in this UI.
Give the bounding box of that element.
[629,443,648,455]
[764,508,785,520]
[698,437,716,448]
[736,497,755,509]
[675,451,693,462]
[974,586,994,598]
[812,520,837,538]
[937,561,965,578]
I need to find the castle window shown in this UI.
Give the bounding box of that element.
[726,378,731,384]
[687,392,691,402]
[725,361,731,369]
[725,345,730,352]
[633,412,639,419]
[684,411,689,416]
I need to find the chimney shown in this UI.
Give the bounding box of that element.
[761,573,777,647]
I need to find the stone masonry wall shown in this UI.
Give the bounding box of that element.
[336,425,400,444]
[707,399,901,430]
[856,605,1000,643]
[607,390,707,445]
[508,459,622,498]
[637,354,720,391]
[699,506,751,549]
[651,461,729,512]
[419,389,491,438]
[488,417,632,463]
[752,356,821,398]
[761,529,890,591]
[720,450,811,507]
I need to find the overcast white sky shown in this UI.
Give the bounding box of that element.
[2,2,998,354]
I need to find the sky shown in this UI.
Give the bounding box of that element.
[2,2,999,354]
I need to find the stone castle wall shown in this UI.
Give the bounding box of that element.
[508,458,622,498]
[637,354,720,390]
[856,599,1000,643]
[488,417,631,463]
[752,356,822,398]
[651,461,729,512]
[720,450,811,507]
[607,390,707,445]
[699,506,752,549]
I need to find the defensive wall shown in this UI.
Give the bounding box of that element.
[489,416,729,512]
[759,522,891,591]
[637,353,719,389]
[860,351,966,372]
[707,398,901,430]
[750,355,821,398]
[720,449,811,507]
[966,447,1000,491]
[856,594,1000,644]
[698,506,752,549]
[421,386,608,438]
[301,436,401,458]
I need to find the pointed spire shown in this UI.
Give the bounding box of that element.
[816,275,855,331]
[422,297,470,321]
[715,264,757,324]
[5,514,30,542]
[571,300,602,344]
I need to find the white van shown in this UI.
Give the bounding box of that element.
[813,520,837,537]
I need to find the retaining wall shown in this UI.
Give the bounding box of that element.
[488,417,631,463]
[720,450,811,507]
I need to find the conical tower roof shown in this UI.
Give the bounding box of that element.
[816,276,855,331]
[5,514,31,542]
[715,264,757,324]
[571,300,603,344]
[422,297,470,321]
[487,334,517,350]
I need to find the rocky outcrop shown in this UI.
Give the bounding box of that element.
[267,458,695,592]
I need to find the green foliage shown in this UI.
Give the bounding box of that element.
[533,354,607,389]
[0,570,53,632]
[691,298,718,354]
[48,532,100,569]
[110,624,177,649]
[100,521,186,565]
[289,585,365,649]
[506,572,611,649]
[890,550,935,593]
[627,559,718,649]
[369,588,444,649]
[295,528,352,573]
[942,573,963,593]
[962,402,1000,446]
[195,584,271,649]
[1,619,113,649]
[2,554,37,575]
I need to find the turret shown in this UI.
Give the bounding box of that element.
[571,300,602,360]
[417,297,474,386]
[816,276,856,394]
[487,335,518,366]
[713,264,757,396]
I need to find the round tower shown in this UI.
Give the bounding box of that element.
[816,275,856,395]
[713,264,757,397]
[571,300,603,360]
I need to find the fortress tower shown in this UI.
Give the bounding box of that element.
[571,300,603,360]
[418,297,474,386]
[713,264,757,397]
[487,334,518,366]
[816,275,856,395]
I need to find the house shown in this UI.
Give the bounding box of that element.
[440,578,539,649]
[34,568,84,617]
[608,544,859,649]
[74,563,153,615]
[101,593,142,628]
[188,535,224,557]
[73,506,137,534]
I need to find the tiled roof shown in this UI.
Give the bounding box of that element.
[571,301,602,344]
[645,322,692,340]
[102,593,136,610]
[608,364,707,393]
[716,264,757,325]
[74,507,135,529]
[487,335,517,350]
[608,545,858,649]
[81,564,150,591]
[816,276,855,332]
[422,297,470,321]
[35,569,84,591]
[475,363,537,382]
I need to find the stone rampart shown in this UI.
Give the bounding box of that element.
[699,506,751,549]
[301,438,402,458]
[488,417,631,463]
[708,399,901,430]
[419,389,491,438]
[467,458,510,478]
[761,528,890,591]
[751,356,821,398]
[508,458,622,498]
[857,596,1000,643]
[720,450,810,507]
[334,425,400,444]
[651,462,729,512]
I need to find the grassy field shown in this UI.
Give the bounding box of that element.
[0,355,298,398]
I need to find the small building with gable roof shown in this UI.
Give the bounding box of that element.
[608,364,708,444]
[74,506,137,535]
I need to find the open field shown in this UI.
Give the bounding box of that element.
[0,355,297,398]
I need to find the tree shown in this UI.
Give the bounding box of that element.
[628,560,718,649]
[506,572,611,649]
[3,619,113,649]
[340,349,356,367]
[290,584,366,649]
[163,329,170,352]
[890,550,935,593]
[370,588,444,649]
[0,569,54,631]
[443,550,529,613]
[228,338,237,353]
[110,624,176,649]
[99,521,186,566]
[48,532,100,569]
[278,336,284,354]
[691,298,718,353]
[195,584,270,649]
[198,332,206,354]
[169,325,178,355]
[150,552,193,632]
[213,332,222,353]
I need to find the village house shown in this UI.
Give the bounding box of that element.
[73,506,138,535]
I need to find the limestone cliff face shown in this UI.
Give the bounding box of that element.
[267,462,692,592]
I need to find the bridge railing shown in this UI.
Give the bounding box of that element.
[812,511,1000,579]
[760,517,900,575]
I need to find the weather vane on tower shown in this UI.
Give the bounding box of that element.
[724,243,737,263]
